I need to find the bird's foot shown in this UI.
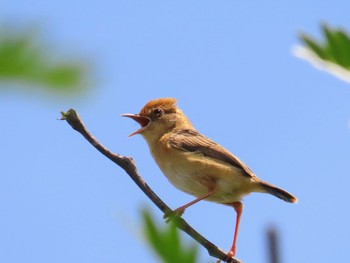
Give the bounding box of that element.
[163,207,185,223]
[216,251,235,263]
[223,249,235,262]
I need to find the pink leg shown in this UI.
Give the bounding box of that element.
[226,201,243,258]
[165,187,217,219]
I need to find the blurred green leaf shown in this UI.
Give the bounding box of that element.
[296,23,350,83]
[0,26,90,94]
[142,209,198,263]
[299,33,326,60]
[299,24,350,69]
[334,30,350,66]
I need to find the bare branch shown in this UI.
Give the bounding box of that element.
[60,109,242,263]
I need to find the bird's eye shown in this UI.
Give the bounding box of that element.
[153,108,164,118]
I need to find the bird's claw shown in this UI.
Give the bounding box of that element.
[163,208,184,223]
[223,251,235,262]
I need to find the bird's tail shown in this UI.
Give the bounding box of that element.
[260,181,298,203]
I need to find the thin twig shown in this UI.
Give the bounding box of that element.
[60,108,242,263]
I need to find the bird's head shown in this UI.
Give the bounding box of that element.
[122,98,192,141]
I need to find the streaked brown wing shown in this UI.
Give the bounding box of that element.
[169,129,255,178]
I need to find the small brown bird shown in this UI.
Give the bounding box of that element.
[122,98,297,258]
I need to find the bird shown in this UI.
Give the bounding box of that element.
[122,98,297,258]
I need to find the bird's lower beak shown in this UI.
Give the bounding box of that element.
[121,114,151,137]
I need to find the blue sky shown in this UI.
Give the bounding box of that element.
[1,1,350,263]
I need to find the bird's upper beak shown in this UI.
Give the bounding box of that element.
[121,113,151,137]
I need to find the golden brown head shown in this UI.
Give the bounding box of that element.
[122,98,193,139]
[139,98,177,116]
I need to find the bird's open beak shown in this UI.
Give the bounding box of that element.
[121,113,151,137]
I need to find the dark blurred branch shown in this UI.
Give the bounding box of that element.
[60,108,241,263]
[267,226,280,263]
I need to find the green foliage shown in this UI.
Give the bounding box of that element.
[142,209,198,263]
[296,24,350,83]
[299,24,350,70]
[0,26,89,94]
